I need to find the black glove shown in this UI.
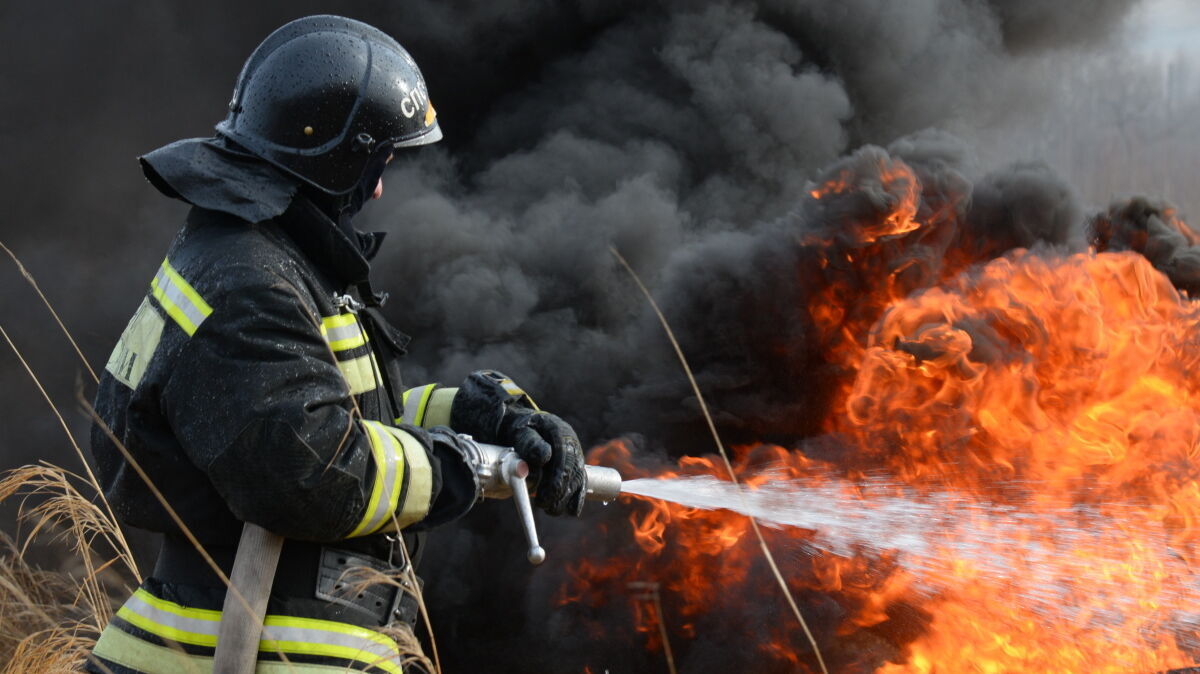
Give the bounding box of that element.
[405,425,480,529]
[450,370,586,516]
[508,412,586,516]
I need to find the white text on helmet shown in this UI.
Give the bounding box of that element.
[400,85,428,119]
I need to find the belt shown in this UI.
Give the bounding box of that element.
[153,534,421,627]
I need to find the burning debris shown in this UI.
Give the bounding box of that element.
[554,155,1200,672]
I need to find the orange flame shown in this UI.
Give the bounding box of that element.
[565,156,1200,672]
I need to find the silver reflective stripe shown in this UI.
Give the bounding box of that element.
[125,591,219,638]
[388,426,434,528]
[152,265,209,333]
[324,321,363,347]
[352,421,402,536]
[116,590,404,673]
[401,384,436,426]
[94,624,368,674]
[261,623,400,667]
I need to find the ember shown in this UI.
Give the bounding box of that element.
[562,156,1200,673]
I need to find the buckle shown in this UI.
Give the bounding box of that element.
[390,573,423,626]
[385,534,421,626]
[315,546,405,626]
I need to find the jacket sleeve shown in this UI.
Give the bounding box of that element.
[160,272,436,541]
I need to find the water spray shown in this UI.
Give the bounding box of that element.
[461,436,623,564]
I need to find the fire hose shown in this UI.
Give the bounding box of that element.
[213,434,624,672]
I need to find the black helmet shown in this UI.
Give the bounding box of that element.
[216,15,441,195]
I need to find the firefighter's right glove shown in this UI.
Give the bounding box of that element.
[450,370,586,517]
[407,425,480,529]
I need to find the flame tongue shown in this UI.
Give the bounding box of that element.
[561,152,1200,672]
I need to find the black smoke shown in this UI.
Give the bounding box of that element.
[2,0,1186,671]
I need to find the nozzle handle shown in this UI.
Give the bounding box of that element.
[499,449,546,565]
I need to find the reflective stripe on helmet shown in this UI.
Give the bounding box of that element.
[149,258,212,336]
[108,588,405,673]
[348,421,406,538]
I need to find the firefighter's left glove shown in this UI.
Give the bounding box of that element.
[405,425,480,529]
[450,370,586,517]
[509,412,586,517]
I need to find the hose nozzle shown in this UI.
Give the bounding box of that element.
[459,436,623,565]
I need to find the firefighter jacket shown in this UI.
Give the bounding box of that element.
[88,185,460,673]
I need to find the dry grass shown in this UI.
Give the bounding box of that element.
[0,460,438,673]
[0,463,132,672]
[331,561,437,673]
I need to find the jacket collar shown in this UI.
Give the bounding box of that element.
[277,196,387,287]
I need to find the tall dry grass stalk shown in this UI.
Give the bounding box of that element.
[610,246,830,674]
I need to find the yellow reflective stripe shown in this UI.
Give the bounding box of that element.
[255,640,400,674]
[348,421,406,537]
[321,313,358,330]
[105,297,165,389]
[348,422,391,537]
[390,426,434,529]
[110,589,406,673]
[260,614,403,674]
[149,258,212,337]
[397,390,410,425]
[117,588,219,646]
[421,387,457,428]
[337,353,380,395]
[92,624,211,674]
[116,608,217,648]
[414,386,436,425]
[400,384,437,426]
[132,588,221,622]
[264,614,398,649]
[94,625,361,673]
[320,313,367,351]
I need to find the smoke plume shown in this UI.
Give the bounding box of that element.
[3,0,1194,671]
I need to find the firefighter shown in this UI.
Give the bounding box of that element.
[86,15,586,673]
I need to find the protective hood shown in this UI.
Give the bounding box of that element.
[139,135,299,223]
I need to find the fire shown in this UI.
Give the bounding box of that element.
[562,153,1200,672]
[807,155,924,244]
